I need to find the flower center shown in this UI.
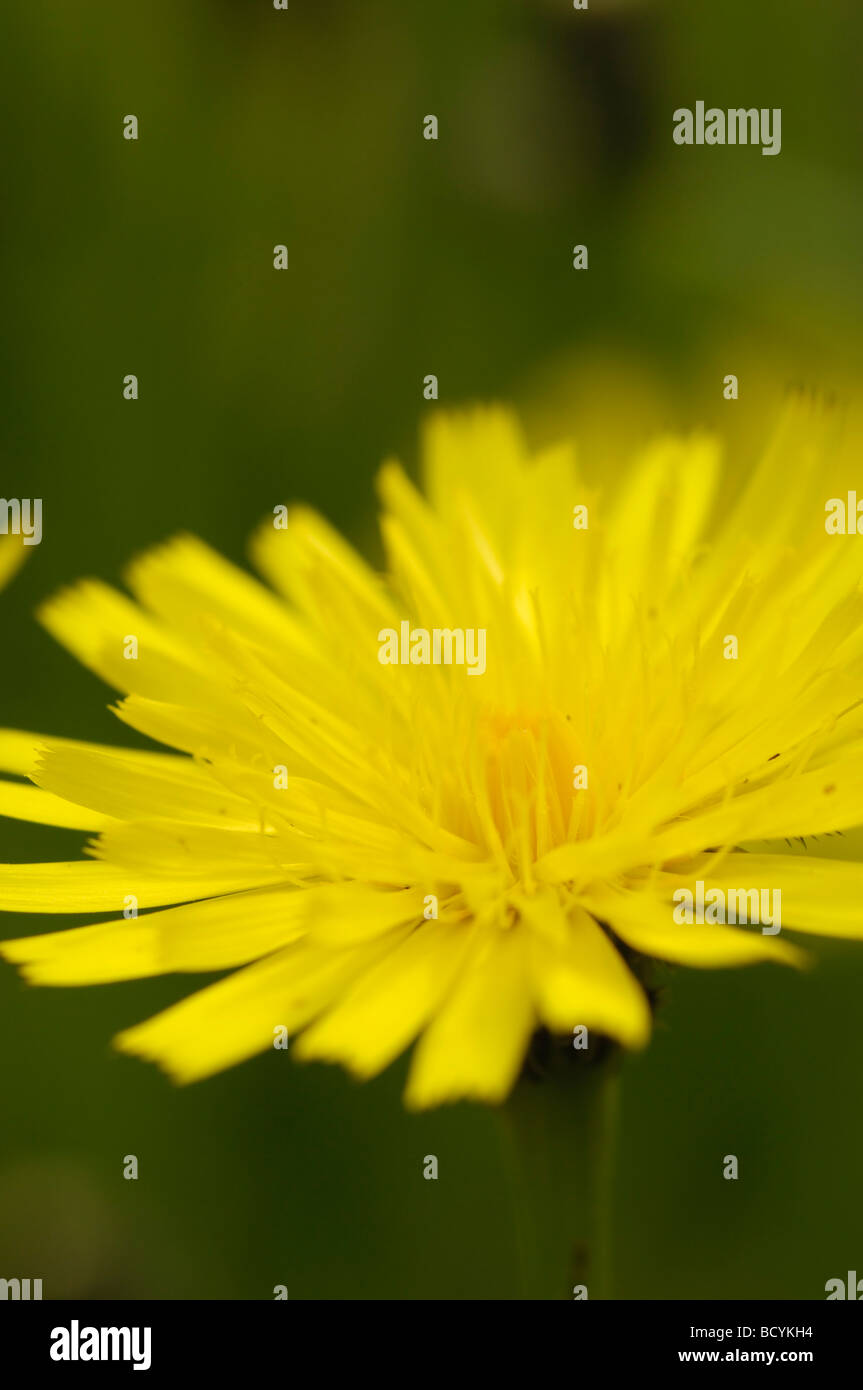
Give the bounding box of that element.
[478,708,580,872]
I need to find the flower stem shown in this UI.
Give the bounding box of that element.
[497,1044,621,1300]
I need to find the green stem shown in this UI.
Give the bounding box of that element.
[497,1046,621,1301]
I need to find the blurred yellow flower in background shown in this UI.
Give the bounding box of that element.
[0,534,26,594]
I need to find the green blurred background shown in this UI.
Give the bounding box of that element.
[1,0,862,1298]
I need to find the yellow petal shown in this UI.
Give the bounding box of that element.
[0,884,308,981]
[34,745,257,828]
[1,883,424,985]
[661,853,863,940]
[0,779,112,831]
[523,898,650,1048]
[585,886,805,968]
[87,820,299,883]
[124,533,303,650]
[0,728,183,779]
[651,753,863,862]
[114,933,405,1083]
[404,925,535,1109]
[295,920,474,1078]
[0,861,216,913]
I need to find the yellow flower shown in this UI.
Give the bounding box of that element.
[1,403,862,1107]
[0,534,26,593]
